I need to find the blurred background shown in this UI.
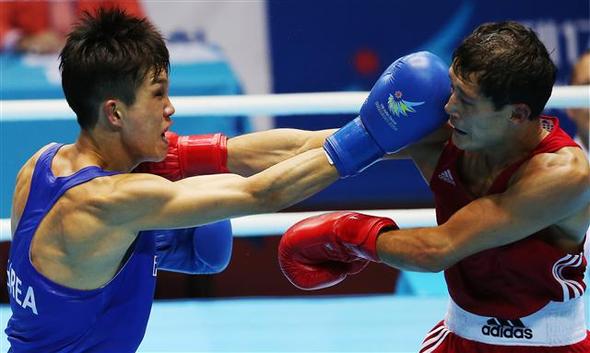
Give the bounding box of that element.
[0,0,588,302]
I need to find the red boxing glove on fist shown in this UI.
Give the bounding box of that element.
[278,212,398,290]
[134,131,229,181]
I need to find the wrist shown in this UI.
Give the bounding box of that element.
[323,117,384,177]
[362,216,396,262]
[178,133,229,176]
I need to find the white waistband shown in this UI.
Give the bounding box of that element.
[444,297,587,346]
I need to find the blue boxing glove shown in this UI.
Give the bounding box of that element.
[154,220,233,274]
[324,51,450,177]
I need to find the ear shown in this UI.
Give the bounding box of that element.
[509,103,532,123]
[102,99,124,128]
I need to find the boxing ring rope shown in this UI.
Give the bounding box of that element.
[1,85,589,121]
[0,86,588,241]
[0,209,437,242]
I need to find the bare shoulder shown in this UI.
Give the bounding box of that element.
[509,146,590,239]
[67,172,175,227]
[11,144,61,230]
[31,172,175,289]
[15,144,55,181]
[437,146,589,259]
[514,146,590,188]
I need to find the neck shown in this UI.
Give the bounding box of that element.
[74,129,137,172]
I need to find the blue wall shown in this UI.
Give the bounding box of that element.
[269,0,589,94]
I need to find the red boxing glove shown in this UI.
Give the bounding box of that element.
[134,131,229,181]
[278,212,398,290]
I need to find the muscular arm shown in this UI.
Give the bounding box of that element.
[227,129,335,176]
[376,149,590,272]
[106,148,338,232]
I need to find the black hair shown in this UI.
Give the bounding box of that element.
[452,21,557,119]
[60,8,170,129]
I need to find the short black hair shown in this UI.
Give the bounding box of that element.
[452,21,557,119]
[60,8,170,129]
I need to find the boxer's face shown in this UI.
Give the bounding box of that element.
[120,69,175,162]
[445,68,513,151]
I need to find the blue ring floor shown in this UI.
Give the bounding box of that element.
[0,294,588,352]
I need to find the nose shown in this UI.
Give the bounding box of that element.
[444,93,458,116]
[164,98,175,118]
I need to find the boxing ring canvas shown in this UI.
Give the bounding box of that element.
[0,294,587,352]
[0,295,446,352]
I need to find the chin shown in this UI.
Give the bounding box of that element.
[154,138,169,161]
[451,133,479,151]
[154,149,168,162]
[451,132,466,148]
[141,147,167,163]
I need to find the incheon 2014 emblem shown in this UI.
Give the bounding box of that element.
[387,90,424,117]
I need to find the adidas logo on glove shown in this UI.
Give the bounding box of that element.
[481,318,533,340]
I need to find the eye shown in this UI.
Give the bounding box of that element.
[460,97,473,106]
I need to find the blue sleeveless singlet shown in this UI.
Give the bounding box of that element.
[5,143,158,352]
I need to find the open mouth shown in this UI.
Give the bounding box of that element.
[448,121,467,135]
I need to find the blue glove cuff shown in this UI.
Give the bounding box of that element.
[323,117,385,177]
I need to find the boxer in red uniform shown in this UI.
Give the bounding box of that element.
[279,22,590,352]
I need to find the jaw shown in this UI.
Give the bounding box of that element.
[451,129,476,150]
[452,130,503,154]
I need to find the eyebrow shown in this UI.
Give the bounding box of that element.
[450,75,478,103]
[151,77,169,85]
[456,86,478,103]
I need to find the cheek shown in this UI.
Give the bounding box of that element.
[468,116,496,139]
[462,104,481,116]
[128,118,148,136]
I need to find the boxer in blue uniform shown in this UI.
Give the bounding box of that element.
[6,8,449,352]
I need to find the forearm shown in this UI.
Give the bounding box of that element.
[248,147,339,212]
[227,129,336,176]
[375,226,454,272]
[130,148,338,231]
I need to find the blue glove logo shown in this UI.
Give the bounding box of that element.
[387,91,424,117]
